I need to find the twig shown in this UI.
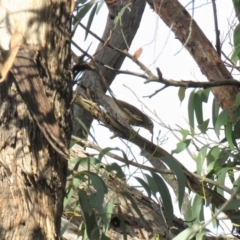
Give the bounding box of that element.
[146,67,240,98]
[211,0,221,57]
[71,135,172,175]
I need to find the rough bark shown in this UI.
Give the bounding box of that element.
[0,0,72,239]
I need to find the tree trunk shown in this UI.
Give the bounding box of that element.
[0,1,72,239]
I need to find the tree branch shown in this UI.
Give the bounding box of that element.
[74,91,240,227]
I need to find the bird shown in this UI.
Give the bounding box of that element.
[91,86,154,134]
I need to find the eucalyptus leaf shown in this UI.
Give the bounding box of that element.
[151,172,174,225]
[159,156,185,211]
[215,109,229,136]
[188,90,195,134]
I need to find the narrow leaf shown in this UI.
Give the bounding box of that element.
[134,177,151,197]
[102,199,114,234]
[172,139,191,154]
[85,2,98,40]
[198,119,209,133]
[74,2,94,25]
[151,172,174,224]
[123,191,150,228]
[225,122,234,150]
[222,200,240,210]
[173,223,199,240]
[178,87,186,103]
[145,173,159,197]
[212,98,219,129]
[193,195,204,222]
[196,229,209,240]
[160,156,185,211]
[188,90,195,134]
[196,145,208,175]
[201,88,210,103]
[215,109,229,136]
[236,92,240,106]
[194,90,203,126]
[180,129,189,140]
[106,163,125,179]
[234,23,240,47]
[84,171,108,207]
[118,206,127,240]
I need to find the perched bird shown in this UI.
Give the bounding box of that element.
[91,86,154,134]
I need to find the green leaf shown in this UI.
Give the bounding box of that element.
[180,129,189,140]
[74,1,94,25]
[85,211,100,239]
[114,5,131,25]
[212,98,219,129]
[228,168,235,183]
[172,139,191,154]
[236,92,240,106]
[105,163,125,179]
[118,206,127,240]
[100,234,111,240]
[232,44,240,63]
[70,157,100,173]
[173,223,200,240]
[98,147,119,162]
[96,0,104,14]
[216,168,229,196]
[198,119,209,133]
[78,190,100,238]
[134,177,151,198]
[64,177,81,208]
[178,87,186,103]
[160,156,186,211]
[222,200,240,210]
[192,195,204,222]
[201,88,210,103]
[76,118,98,144]
[84,172,108,207]
[233,120,240,140]
[144,173,159,198]
[78,189,93,215]
[196,229,209,240]
[211,205,219,229]
[196,145,208,175]
[194,90,203,126]
[215,109,229,136]
[123,191,150,229]
[76,0,88,5]
[230,105,240,123]
[225,122,234,150]
[85,2,98,40]
[206,146,220,167]
[151,172,174,225]
[234,23,240,47]
[102,199,114,235]
[214,149,231,170]
[184,200,193,225]
[233,177,240,193]
[188,90,195,135]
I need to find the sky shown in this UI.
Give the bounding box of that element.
[72,0,237,235]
